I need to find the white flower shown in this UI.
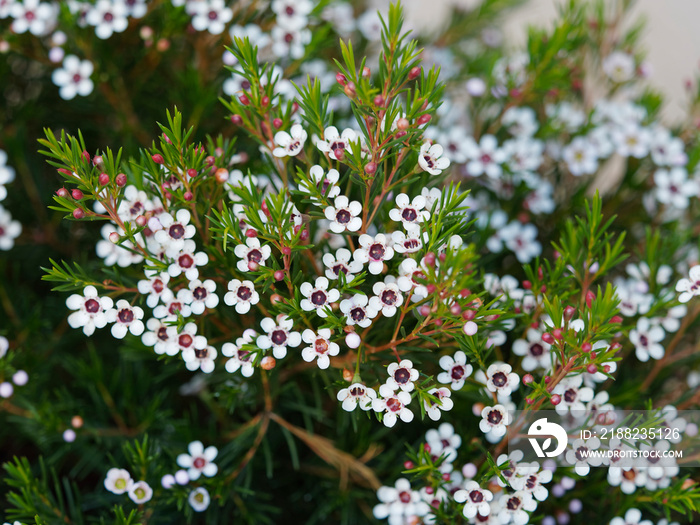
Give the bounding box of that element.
[124,0,147,18]
[0,150,16,202]
[104,468,132,494]
[189,487,211,512]
[273,124,307,157]
[152,209,197,257]
[676,264,700,303]
[234,237,271,273]
[425,422,461,461]
[373,478,429,523]
[187,279,219,314]
[168,240,208,280]
[613,124,651,158]
[96,224,144,267]
[562,137,598,176]
[301,328,339,369]
[182,344,217,373]
[552,375,594,415]
[190,0,232,34]
[510,466,552,501]
[153,289,193,319]
[177,441,218,481]
[173,322,207,356]
[127,481,153,504]
[418,142,450,176]
[465,135,507,178]
[299,277,339,317]
[609,508,653,525]
[388,193,430,231]
[424,387,453,421]
[10,0,57,36]
[52,55,93,100]
[654,167,698,209]
[66,285,114,336]
[257,315,301,359]
[117,185,156,223]
[137,272,173,308]
[369,278,403,317]
[373,384,414,428]
[437,351,473,390]
[565,436,604,475]
[322,247,363,281]
[629,317,665,362]
[324,195,362,233]
[337,382,376,411]
[479,404,510,438]
[85,0,128,39]
[454,481,493,518]
[502,106,538,137]
[485,362,519,397]
[222,329,257,376]
[105,300,144,339]
[141,318,176,355]
[603,51,635,83]
[497,491,536,525]
[385,359,420,392]
[271,25,311,59]
[392,229,425,254]
[0,205,21,250]
[500,221,542,263]
[317,126,357,161]
[224,279,259,313]
[339,293,378,328]
[272,0,312,28]
[354,233,394,275]
[299,165,341,202]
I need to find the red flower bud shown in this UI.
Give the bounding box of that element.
[526,397,534,405]
[364,162,377,175]
[417,114,432,125]
[205,156,215,166]
[248,261,259,272]
[552,328,563,340]
[71,189,84,200]
[581,342,592,353]
[273,118,283,129]
[522,280,532,289]
[300,229,309,241]
[459,289,470,298]
[462,309,475,321]
[419,305,431,316]
[395,130,407,139]
[245,228,258,238]
[261,95,270,106]
[426,284,437,294]
[544,376,551,383]
[344,84,356,98]
[98,173,110,185]
[450,303,461,316]
[162,132,172,144]
[56,187,69,198]
[135,215,147,227]
[72,208,84,219]
[335,73,347,86]
[542,333,555,344]
[563,305,576,320]
[187,168,197,178]
[423,444,431,454]
[550,394,561,405]
[274,270,285,281]
[610,315,622,324]
[424,252,436,266]
[408,66,421,80]
[282,246,292,255]
[152,154,164,164]
[397,118,410,130]
[115,174,127,187]
[585,290,596,308]
[403,461,414,470]
[58,168,72,177]
[373,95,384,107]
[587,364,598,374]
[82,150,90,163]
[523,374,534,385]
[231,114,243,125]
[183,191,193,201]
[239,94,250,106]
[362,66,370,77]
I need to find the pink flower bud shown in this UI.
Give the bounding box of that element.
[581,342,592,353]
[542,332,555,344]
[261,356,276,370]
[98,173,110,185]
[273,118,283,129]
[462,309,475,321]
[72,208,84,219]
[417,114,431,125]
[115,174,127,187]
[335,73,347,85]
[408,66,421,80]
[523,374,534,385]
[56,187,69,198]
[152,154,164,164]
[109,232,120,243]
[563,305,576,320]
[231,114,243,125]
[463,321,477,336]
[552,328,563,340]
[274,270,285,281]
[71,189,83,200]
[239,94,250,106]
[245,228,258,238]
[450,303,461,316]
[551,394,562,405]
[587,364,598,374]
[183,191,193,201]
[345,332,361,349]
[248,261,259,272]
[424,252,436,266]
[403,461,414,470]
[364,162,377,175]
[397,118,410,130]
[373,95,384,107]
[281,246,291,255]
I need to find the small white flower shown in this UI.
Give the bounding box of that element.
[299,165,341,202]
[152,209,197,257]
[301,328,339,369]
[85,0,128,39]
[372,478,429,523]
[479,404,511,438]
[372,384,413,428]
[565,436,604,475]
[271,25,310,59]
[66,285,114,336]
[127,481,153,504]
[299,276,340,317]
[168,240,208,281]
[389,193,430,231]
[512,328,551,371]
[562,137,598,176]
[141,318,176,355]
[502,107,538,137]
[510,466,552,501]
[0,336,8,359]
[137,272,173,308]
[324,195,362,233]
[629,317,665,362]
[190,0,232,34]
[603,51,635,83]
[385,359,420,392]
[613,124,651,159]
[189,487,211,512]
[52,55,93,100]
[187,279,219,315]
[392,229,425,254]
[485,362,520,397]
[172,322,207,357]
[337,382,376,411]
[497,491,536,525]
[96,224,144,267]
[0,205,21,250]
[222,329,257,376]
[104,468,132,495]
[418,142,450,176]
[105,300,144,339]
[257,314,301,359]
[437,351,473,390]
[454,481,493,518]
[317,126,357,161]
[273,124,307,157]
[676,264,700,303]
[424,387,453,421]
[153,289,193,320]
[234,237,271,273]
[369,278,403,317]
[465,135,507,178]
[339,293,378,328]
[10,0,57,36]
[322,247,363,281]
[552,375,594,415]
[654,167,698,209]
[354,233,394,275]
[182,344,217,373]
[117,185,156,223]
[224,279,259,313]
[177,441,218,481]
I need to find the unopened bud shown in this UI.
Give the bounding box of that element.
[71,189,83,200]
[71,415,84,428]
[586,364,598,374]
[152,154,164,164]
[408,66,421,80]
[344,84,356,98]
[345,332,361,349]
[187,168,197,178]
[523,374,534,385]
[364,162,377,175]
[135,215,147,227]
[274,270,285,281]
[231,114,243,125]
[56,187,69,198]
[72,208,85,219]
[248,261,259,272]
[463,321,478,336]
[245,228,258,238]
[115,173,127,187]
[585,290,596,308]
[273,118,283,129]
[397,118,410,130]
[563,305,576,320]
[551,394,562,405]
[342,368,354,381]
[239,94,250,106]
[98,173,110,185]
[183,191,193,201]
[581,342,592,353]
[362,66,370,77]
[261,95,270,106]
[542,332,555,344]
[424,252,436,266]
[82,150,90,163]
[109,232,120,243]
[417,114,431,125]
[373,95,384,107]
[215,168,229,183]
[336,73,347,85]
[261,356,276,370]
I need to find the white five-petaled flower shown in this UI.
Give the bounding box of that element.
[479,404,511,438]
[512,328,551,371]
[369,278,403,317]
[372,478,430,523]
[565,436,604,475]
[322,247,363,282]
[273,124,307,157]
[224,279,259,313]
[141,318,176,355]
[127,481,153,504]
[153,288,193,319]
[222,329,257,376]
[271,24,311,59]
[85,0,128,39]
[337,382,376,412]
[301,328,339,369]
[385,359,419,392]
[190,0,233,35]
[300,276,340,317]
[257,315,301,359]
[354,233,394,275]
[299,165,341,203]
[465,134,507,178]
[424,387,453,421]
[168,240,208,281]
[454,481,493,518]
[187,279,219,314]
[562,136,598,176]
[234,237,271,272]
[510,466,553,501]
[189,487,211,512]
[372,384,414,428]
[104,468,132,495]
[485,362,520,397]
[498,491,536,525]
[339,293,378,328]
[676,265,700,303]
[105,300,144,339]
[324,195,362,233]
[137,272,173,308]
[603,51,636,83]
[52,55,94,100]
[317,126,357,161]
[172,322,207,357]
[177,441,219,481]
[183,344,217,373]
[10,0,57,36]
[653,167,698,209]
[152,209,197,257]
[392,229,425,254]
[66,285,114,336]
[629,317,665,362]
[437,350,473,390]
[389,193,430,231]
[418,142,450,176]
[117,185,156,223]
[552,374,594,415]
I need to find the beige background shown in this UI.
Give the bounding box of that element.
[401,0,700,123]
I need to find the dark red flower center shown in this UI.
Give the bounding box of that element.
[401,208,418,222]
[386,397,403,412]
[169,224,185,239]
[237,286,252,301]
[451,365,465,380]
[369,243,385,260]
[118,308,134,324]
[247,249,263,263]
[564,388,577,403]
[381,289,398,305]
[394,368,411,384]
[487,409,502,425]
[492,371,508,388]
[193,286,207,301]
[311,290,327,306]
[179,334,193,348]
[193,457,206,469]
[470,490,483,503]
[85,298,100,313]
[336,209,351,224]
[178,254,194,268]
[271,329,287,346]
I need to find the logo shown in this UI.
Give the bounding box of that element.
[526,418,568,458]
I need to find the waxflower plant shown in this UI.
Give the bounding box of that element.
[3,0,700,524]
